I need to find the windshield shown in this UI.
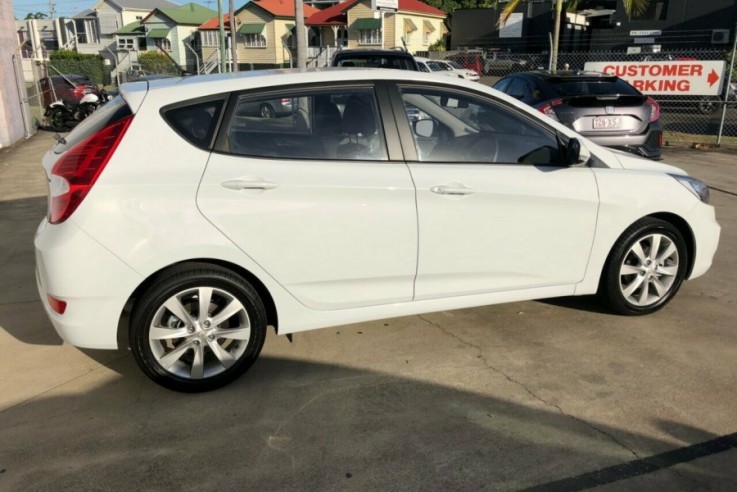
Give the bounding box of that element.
[446,61,463,70]
[54,96,132,154]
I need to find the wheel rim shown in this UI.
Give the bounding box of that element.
[619,233,679,307]
[260,105,274,118]
[149,287,251,380]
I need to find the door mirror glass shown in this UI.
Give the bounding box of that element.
[414,119,435,138]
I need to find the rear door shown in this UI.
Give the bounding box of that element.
[197,83,418,311]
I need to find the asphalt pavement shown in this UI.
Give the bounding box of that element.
[1,131,736,490]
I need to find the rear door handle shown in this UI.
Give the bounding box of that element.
[221,179,279,191]
[430,184,474,196]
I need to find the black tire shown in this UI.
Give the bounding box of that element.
[78,103,97,120]
[259,103,275,118]
[48,107,68,132]
[599,218,688,316]
[130,263,267,392]
[696,97,718,115]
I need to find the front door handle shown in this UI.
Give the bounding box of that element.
[430,183,474,196]
[221,179,279,191]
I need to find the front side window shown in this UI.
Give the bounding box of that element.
[243,33,266,48]
[359,29,382,45]
[399,86,563,165]
[224,88,388,161]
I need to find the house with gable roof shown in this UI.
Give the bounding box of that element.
[199,0,319,69]
[306,0,446,55]
[56,0,179,55]
[123,2,217,71]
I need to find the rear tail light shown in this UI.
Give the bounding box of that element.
[47,294,67,315]
[538,99,563,121]
[49,114,133,224]
[646,97,660,122]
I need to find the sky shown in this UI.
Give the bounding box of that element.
[12,0,221,20]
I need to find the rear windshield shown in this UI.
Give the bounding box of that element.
[54,96,132,154]
[549,78,640,96]
[334,55,416,70]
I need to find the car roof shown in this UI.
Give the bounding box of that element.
[119,67,481,110]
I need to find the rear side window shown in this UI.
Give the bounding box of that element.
[163,99,225,150]
[549,78,640,96]
[54,95,132,154]
[222,88,388,161]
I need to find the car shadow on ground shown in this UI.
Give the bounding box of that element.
[0,196,63,346]
[0,355,735,490]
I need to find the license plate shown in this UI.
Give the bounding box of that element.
[593,116,622,129]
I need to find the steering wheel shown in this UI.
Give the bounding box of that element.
[464,134,499,163]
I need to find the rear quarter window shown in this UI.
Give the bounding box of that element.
[162,98,225,150]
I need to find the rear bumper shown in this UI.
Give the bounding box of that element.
[35,218,143,349]
[585,122,662,159]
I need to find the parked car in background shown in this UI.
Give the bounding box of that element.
[40,74,96,108]
[445,52,485,76]
[443,59,480,81]
[36,69,719,392]
[415,57,463,78]
[493,70,663,159]
[331,49,420,70]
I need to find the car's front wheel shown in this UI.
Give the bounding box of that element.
[130,263,267,392]
[599,218,688,315]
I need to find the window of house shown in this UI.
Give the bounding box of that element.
[423,30,430,45]
[202,31,218,46]
[243,33,266,48]
[117,37,135,50]
[359,29,382,45]
[138,37,147,50]
[155,38,171,51]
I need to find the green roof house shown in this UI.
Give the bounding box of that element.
[137,3,217,71]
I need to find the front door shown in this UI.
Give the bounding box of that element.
[393,85,600,300]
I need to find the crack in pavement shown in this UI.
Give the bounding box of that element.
[417,314,640,460]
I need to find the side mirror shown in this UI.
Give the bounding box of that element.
[565,137,581,165]
[414,119,436,138]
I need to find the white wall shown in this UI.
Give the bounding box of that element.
[0,0,28,147]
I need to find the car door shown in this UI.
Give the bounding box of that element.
[197,84,418,310]
[389,84,600,300]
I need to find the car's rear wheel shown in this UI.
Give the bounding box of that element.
[599,218,688,315]
[130,263,267,392]
[259,103,275,118]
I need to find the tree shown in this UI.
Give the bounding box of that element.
[495,0,650,73]
[25,12,48,19]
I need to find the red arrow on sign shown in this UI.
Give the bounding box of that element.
[707,69,719,87]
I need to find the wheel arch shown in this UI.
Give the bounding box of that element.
[599,211,696,286]
[119,258,279,345]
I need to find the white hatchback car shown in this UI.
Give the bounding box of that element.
[36,69,720,392]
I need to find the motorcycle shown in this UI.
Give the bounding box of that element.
[697,81,737,114]
[45,87,112,132]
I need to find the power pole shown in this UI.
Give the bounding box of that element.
[49,0,55,18]
[294,0,306,68]
[218,0,226,72]
[229,0,237,72]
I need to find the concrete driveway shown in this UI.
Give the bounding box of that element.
[1,132,736,490]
